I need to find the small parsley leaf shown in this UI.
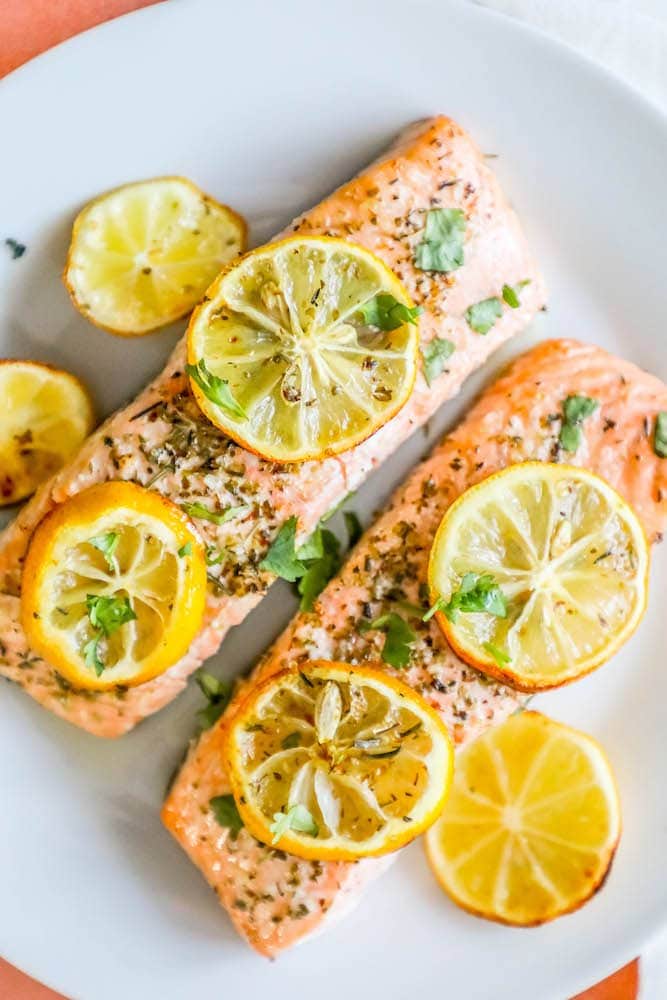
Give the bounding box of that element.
[297,529,341,611]
[270,804,319,844]
[195,668,232,729]
[653,412,667,458]
[88,532,119,570]
[414,208,466,273]
[441,573,507,624]
[421,337,455,386]
[483,642,511,667]
[358,293,423,331]
[210,794,244,835]
[559,395,599,452]
[83,636,105,677]
[5,238,26,259]
[185,360,246,420]
[501,280,530,309]
[178,541,193,558]
[86,594,136,635]
[423,596,447,622]
[281,732,302,749]
[344,510,363,548]
[259,516,305,582]
[465,297,503,335]
[359,612,416,668]
[181,501,249,525]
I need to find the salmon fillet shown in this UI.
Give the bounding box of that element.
[163,339,667,957]
[0,115,545,736]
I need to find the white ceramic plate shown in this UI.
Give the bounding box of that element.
[1,2,666,997]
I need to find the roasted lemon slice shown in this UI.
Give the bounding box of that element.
[224,661,453,859]
[428,462,649,691]
[425,711,621,926]
[64,177,246,336]
[0,360,94,507]
[21,481,206,690]
[186,236,419,462]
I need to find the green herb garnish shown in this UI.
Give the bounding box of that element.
[358,293,422,331]
[259,516,306,582]
[421,337,455,386]
[195,668,232,729]
[88,531,119,570]
[84,594,137,676]
[344,510,363,548]
[483,642,511,667]
[359,612,416,668]
[559,395,599,452]
[297,529,341,612]
[270,804,319,844]
[281,732,302,750]
[177,541,193,558]
[185,359,247,420]
[180,501,249,526]
[465,297,503,335]
[653,412,667,458]
[437,573,507,624]
[502,280,530,309]
[414,208,466,273]
[5,238,26,259]
[210,794,244,835]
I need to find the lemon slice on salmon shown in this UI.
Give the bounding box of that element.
[186,236,420,462]
[0,360,94,507]
[64,177,246,336]
[224,661,453,860]
[21,481,207,690]
[427,462,649,691]
[425,711,621,926]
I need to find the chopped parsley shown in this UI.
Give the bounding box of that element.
[465,296,503,335]
[297,529,341,612]
[4,238,26,259]
[358,293,422,331]
[502,280,530,309]
[185,359,246,420]
[344,510,363,548]
[414,208,466,273]
[359,612,416,668]
[270,804,319,844]
[177,541,192,558]
[653,412,667,458]
[210,794,244,835]
[559,395,599,452]
[180,500,249,525]
[84,594,137,676]
[421,337,455,386]
[281,732,302,749]
[88,531,119,570]
[259,516,306,582]
[195,668,232,729]
[427,573,507,624]
[483,641,511,667]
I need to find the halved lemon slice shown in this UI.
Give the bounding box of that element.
[186,236,419,462]
[0,360,94,507]
[425,711,621,926]
[64,177,246,336]
[224,661,453,860]
[428,462,649,691]
[21,481,207,690]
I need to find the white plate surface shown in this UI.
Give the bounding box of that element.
[1,2,666,997]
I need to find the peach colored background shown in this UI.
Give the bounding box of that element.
[0,1,640,997]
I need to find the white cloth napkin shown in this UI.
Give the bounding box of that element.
[472,1,667,996]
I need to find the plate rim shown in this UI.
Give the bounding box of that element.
[1,1,666,996]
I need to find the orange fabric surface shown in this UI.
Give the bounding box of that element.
[0,2,643,999]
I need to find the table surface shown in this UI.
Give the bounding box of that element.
[0,2,642,997]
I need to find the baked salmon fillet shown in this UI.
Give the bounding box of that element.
[0,115,545,736]
[163,339,667,957]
